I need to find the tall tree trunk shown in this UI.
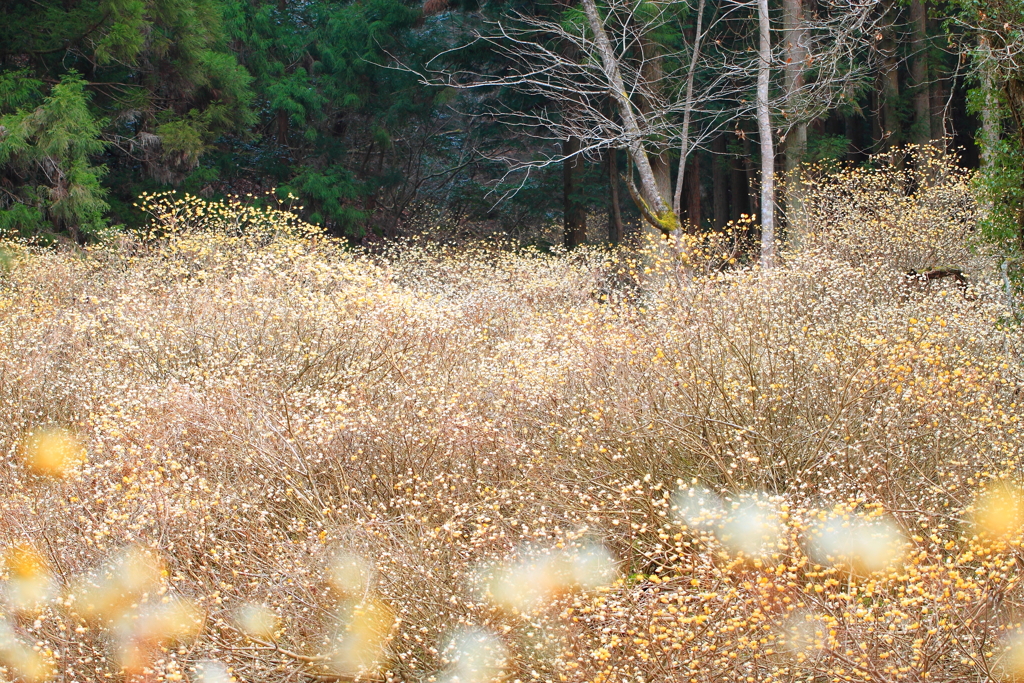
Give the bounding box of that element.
[639,35,673,204]
[930,75,947,147]
[783,0,807,244]
[757,0,777,267]
[713,135,729,229]
[844,112,864,163]
[277,109,289,146]
[882,65,901,148]
[672,0,707,217]
[1005,79,1024,250]
[783,0,807,170]
[784,131,808,175]
[870,87,884,150]
[784,123,807,241]
[976,37,999,223]
[607,147,624,244]
[581,0,678,234]
[684,154,702,230]
[928,14,947,146]
[910,0,931,146]
[731,153,747,224]
[879,14,901,150]
[978,38,999,174]
[563,137,587,249]
[650,154,672,206]
[743,136,759,222]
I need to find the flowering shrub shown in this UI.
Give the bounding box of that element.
[795,146,981,275]
[0,156,1022,683]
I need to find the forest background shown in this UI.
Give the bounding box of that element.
[0,0,1022,261]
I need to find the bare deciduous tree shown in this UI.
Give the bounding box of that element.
[757,0,777,267]
[417,0,743,240]
[411,0,882,264]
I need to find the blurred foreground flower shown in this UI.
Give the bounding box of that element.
[995,631,1024,681]
[973,483,1024,539]
[439,628,507,683]
[777,611,830,660]
[806,510,905,574]
[0,619,52,682]
[235,603,280,640]
[674,488,785,557]
[672,486,726,532]
[480,542,617,612]
[195,660,234,683]
[2,544,54,612]
[116,596,203,674]
[0,246,16,274]
[718,497,785,558]
[327,551,372,598]
[18,428,85,477]
[72,546,164,622]
[131,595,204,643]
[330,598,394,676]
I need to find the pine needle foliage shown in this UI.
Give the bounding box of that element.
[0,74,109,240]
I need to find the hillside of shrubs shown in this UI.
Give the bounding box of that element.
[0,154,1023,683]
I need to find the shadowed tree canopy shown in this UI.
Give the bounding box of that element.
[0,0,255,238]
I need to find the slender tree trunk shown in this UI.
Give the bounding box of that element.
[757,0,776,267]
[581,0,678,234]
[783,0,807,244]
[684,154,702,230]
[731,154,747,224]
[743,136,759,222]
[844,112,863,163]
[870,87,884,150]
[882,64,901,148]
[978,39,999,173]
[928,15,947,146]
[879,12,901,150]
[1005,79,1024,249]
[713,135,729,229]
[564,137,587,249]
[672,0,707,217]
[607,147,624,244]
[639,36,673,203]
[910,0,931,146]
[976,37,999,223]
[277,109,289,146]
[930,75,947,147]
[783,0,807,167]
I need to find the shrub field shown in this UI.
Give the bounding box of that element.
[1,157,1023,683]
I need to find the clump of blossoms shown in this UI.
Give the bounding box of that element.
[0,153,1021,683]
